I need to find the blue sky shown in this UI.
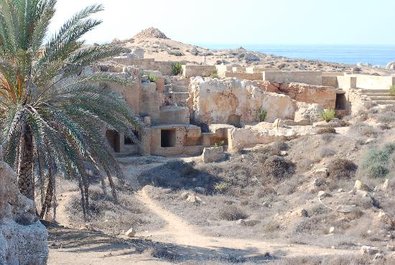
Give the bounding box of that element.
[52,0,395,45]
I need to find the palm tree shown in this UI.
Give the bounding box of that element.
[0,0,139,219]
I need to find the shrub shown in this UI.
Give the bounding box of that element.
[319,148,336,158]
[171,62,183,76]
[262,156,295,180]
[350,123,378,137]
[147,73,157,82]
[362,144,395,178]
[390,85,395,96]
[316,127,336,134]
[321,109,336,122]
[218,206,248,221]
[257,108,267,122]
[210,70,219,79]
[214,182,229,193]
[327,159,357,179]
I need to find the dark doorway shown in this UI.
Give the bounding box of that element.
[106,130,120,152]
[227,114,242,128]
[161,129,176,147]
[335,93,347,110]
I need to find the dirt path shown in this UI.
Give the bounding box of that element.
[135,186,356,258]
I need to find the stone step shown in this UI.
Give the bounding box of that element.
[370,96,395,100]
[361,89,390,93]
[171,85,189,92]
[167,92,189,106]
[363,93,392,97]
[374,100,395,105]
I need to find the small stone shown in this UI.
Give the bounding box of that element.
[374,253,384,260]
[297,209,309,217]
[125,227,136,238]
[387,244,395,251]
[186,194,201,204]
[329,227,335,234]
[280,151,288,156]
[318,191,331,199]
[354,180,371,192]
[360,245,379,255]
[382,179,390,191]
[180,191,190,200]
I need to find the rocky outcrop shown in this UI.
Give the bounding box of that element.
[227,122,312,152]
[279,82,337,109]
[0,162,48,265]
[188,77,297,124]
[133,27,169,39]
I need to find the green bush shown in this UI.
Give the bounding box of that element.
[147,73,157,82]
[257,108,267,122]
[171,62,183,76]
[390,85,395,96]
[321,109,336,122]
[362,144,395,178]
[210,70,219,79]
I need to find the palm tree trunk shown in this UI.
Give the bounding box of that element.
[18,124,35,200]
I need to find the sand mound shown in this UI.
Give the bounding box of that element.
[134,27,169,39]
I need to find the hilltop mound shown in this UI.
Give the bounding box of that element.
[133,27,169,39]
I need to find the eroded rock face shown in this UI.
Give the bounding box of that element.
[188,77,297,124]
[279,82,337,109]
[0,162,48,265]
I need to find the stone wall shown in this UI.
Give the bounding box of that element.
[353,74,395,90]
[149,124,203,156]
[263,71,323,86]
[224,72,263,80]
[182,65,217,78]
[112,58,174,76]
[0,162,48,265]
[188,77,297,124]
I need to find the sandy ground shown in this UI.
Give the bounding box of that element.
[48,185,358,265]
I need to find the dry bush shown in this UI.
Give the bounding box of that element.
[218,205,248,221]
[321,133,336,143]
[269,255,374,265]
[316,127,336,134]
[319,147,336,158]
[271,141,289,155]
[327,159,358,180]
[349,123,378,137]
[262,156,295,181]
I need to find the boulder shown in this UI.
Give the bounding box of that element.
[125,227,136,238]
[244,53,260,63]
[202,146,226,163]
[294,102,323,125]
[0,162,48,265]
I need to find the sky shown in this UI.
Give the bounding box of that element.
[51,0,395,46]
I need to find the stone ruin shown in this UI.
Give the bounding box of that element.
[97,51,395,157]
[0,161,48,265]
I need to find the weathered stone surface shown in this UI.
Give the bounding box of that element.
[188,77,297,125]
[279,82,337,109]
[294,102,323,125]
[0,162,48,265]
[202,146,226,163]
[227,123,311,152]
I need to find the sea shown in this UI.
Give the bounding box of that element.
[205,44,395,67]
